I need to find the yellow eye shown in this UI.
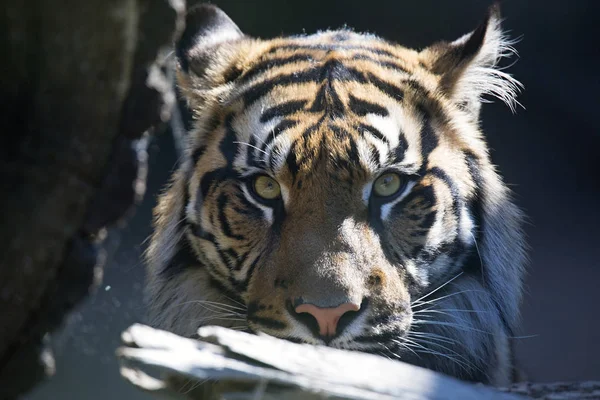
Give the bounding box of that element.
[253,175,281,200]
[373,173,403,197]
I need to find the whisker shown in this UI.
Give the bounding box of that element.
[411,320,493,335]
[412,289,488,309]
[413,308,493,317]
[407,333,487,367]
[407,332,460,346]
[470,232,486,286]
[233,141,269,156]
[176,300,246,314]
[508,334,539,340]
[386,340,420,359]
[220,294,247,308]
[397,338,476,373]
[411,272,464,305]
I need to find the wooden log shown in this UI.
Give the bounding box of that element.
[117,324,525,400]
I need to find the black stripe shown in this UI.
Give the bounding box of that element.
[464,151,484,232]
[221,114,238,167]
[222,64,243,83]
[326,82,345,117]
[246,135,265,169]
[309,85,327,112]
[191,145,206,166]
[239,53,314,85]
[217,193,245,241]
[285,144,300,180]
[175,84,195,133]
[461,151,485,278]
[358,123,389,144]
[260,100,307,123]
[285,121,322,180]
[308,84,345,117]
[389,134,409,165]
[329,124,350,140]
[417,107,438,175]
[461,151,514,339]
[429,167,461,222]
[247,300,286,330]
[348,94,389,116]
[188,221,216,243]
[366,72,404,101]
[261,119,299,151]
[232,249,250,272]
[223,248,239,268]
[158,238,199,279]
[243,67,323,106]
[248,316,286,330]
[406,79,431,97]
[267,43,397,58]
[320,58,362,82]
[369,143,382,168]
[185,223,234,284]
[327,126,361,178]
[352,53,409,74]
[207,274,245,306]
[200,168,239,198]
[242,63,367,107]
[204,112,222,133]
[234,191,264,220]
[237,252,262,291]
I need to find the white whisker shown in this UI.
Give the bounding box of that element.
[412,289,487,309]
[411,320,492,335]
[233,141,269,156]
[411,272,464,305]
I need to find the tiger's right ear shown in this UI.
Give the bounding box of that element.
[175,4,247,96]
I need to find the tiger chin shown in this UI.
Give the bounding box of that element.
[145,2,527,387]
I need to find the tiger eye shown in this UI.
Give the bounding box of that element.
[253,175,281,200]
[373,173,403,197]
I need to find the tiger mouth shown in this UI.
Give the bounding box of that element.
[243,297,413,351]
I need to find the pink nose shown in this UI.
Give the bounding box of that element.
[295,302,361,336]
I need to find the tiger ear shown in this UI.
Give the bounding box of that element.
[419,4,522,117]
[175,4,246,95]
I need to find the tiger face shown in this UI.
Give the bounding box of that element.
[146,3,526,386]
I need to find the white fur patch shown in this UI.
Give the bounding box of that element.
[366,114,401,148]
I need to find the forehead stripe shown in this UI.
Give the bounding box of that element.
[261,119,299,151]
[365,72,405,102]
[260,99,307,123]
[239,53,315,85]
[358,122,390,144]
[241,63,369,107]
[387,134,408,165]
[348,94,389,117]
[418,110,438,174]
[351,53,409,74]
[266,43,397,58]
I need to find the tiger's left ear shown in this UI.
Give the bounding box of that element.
[175,4,252,110]
[419,4,522,117]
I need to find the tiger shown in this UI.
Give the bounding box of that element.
[145,2,527,387]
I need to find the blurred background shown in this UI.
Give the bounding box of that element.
[26,0,599,398]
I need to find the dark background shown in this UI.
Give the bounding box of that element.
[26,0,599,399]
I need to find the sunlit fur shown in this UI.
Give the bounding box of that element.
[145,3,526,386]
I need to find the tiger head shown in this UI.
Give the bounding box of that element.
[146,3,526,386]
